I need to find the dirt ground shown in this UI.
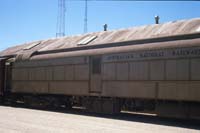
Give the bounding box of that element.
[0,106,199,133]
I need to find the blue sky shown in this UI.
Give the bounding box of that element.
[0,0,200,51]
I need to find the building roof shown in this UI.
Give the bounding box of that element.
[1,18,200,58]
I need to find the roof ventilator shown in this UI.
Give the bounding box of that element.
[103,24,108,31]
[23,42,41,50]
[77,35,97,45]
[155,15,160,24]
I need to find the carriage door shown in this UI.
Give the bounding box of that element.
[90,56,102,93]
[0,58,6,96]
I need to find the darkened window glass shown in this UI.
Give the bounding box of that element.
[92,57,101,74]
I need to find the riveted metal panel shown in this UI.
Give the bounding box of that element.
[29,67,46,81]
[166,60,177,80]
[46,67,53,80]
[65,65,74,80]
[74,64,89,80]
[116,63,129,80]
[165,59,189,81]
[102,81,156,98]
[191,59,200,80]
[129,61,149,80]
[102,63,116,80]
[150,60,165,80]
[158,82,189,100]
[12,68,29,81]
[158,82,177,100]
[176,59,189,80]
[12,81,48,94]
[53,66,65,80]
[49,81,89,95]
[158,81,200,102]
[189,82,200,101]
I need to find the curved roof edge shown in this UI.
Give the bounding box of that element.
[1,17,200,58]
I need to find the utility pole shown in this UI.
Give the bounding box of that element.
[84,0,88,33]
[56,0,66,38]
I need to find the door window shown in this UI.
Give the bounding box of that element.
[92,57,101,74]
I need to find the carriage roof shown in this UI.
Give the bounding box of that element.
[1,18,200,60]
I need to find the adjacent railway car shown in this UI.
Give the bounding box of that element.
[1,18,200,119]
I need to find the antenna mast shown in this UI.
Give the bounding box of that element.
[84,0,88,33]
[56,0,66,37]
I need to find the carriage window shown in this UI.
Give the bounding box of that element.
[92,57,101,74]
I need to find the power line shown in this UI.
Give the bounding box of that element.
[67,0,198,1]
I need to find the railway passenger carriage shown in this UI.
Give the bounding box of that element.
[1,18,200,119]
